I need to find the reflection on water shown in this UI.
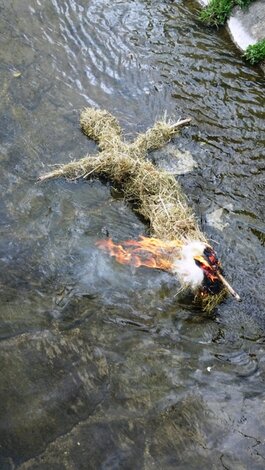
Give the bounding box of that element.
[0,0,265,468]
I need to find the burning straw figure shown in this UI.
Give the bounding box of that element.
[40,107,240,312]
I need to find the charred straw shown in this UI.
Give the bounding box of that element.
[39,107,237,312]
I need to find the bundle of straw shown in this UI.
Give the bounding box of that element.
[40,107,228,311]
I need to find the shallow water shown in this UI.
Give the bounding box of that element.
[0,0,265,468]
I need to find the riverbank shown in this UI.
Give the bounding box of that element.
[198,0,265,73]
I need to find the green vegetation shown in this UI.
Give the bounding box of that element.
[199,1,265,65]
[244,39,265,64]
[199,0,252,26]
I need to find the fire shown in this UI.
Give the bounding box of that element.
[194,255,219,282]
[96,236,183,271]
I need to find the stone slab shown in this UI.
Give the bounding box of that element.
[197,0,265,73]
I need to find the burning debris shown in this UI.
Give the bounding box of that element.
[96,236,182,271]
[96,237,240,305]
[39,107,240,312]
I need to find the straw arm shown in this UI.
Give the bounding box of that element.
[131,118,192,154]
[169,118,192,130]
[38,154,104,182]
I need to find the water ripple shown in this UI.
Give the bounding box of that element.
[0,0,265,467]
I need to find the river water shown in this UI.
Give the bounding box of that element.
[0,0,265,468]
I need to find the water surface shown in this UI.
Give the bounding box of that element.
[0,0,265,468]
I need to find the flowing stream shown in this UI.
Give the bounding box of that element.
[0,0,265,468]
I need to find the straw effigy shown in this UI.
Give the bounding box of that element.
[39,107,231,312]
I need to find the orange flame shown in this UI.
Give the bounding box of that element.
[96,236,183,271]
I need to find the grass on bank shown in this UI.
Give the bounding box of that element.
[199,0,265,65]
[244,39,265,64]
[199,0,253,26]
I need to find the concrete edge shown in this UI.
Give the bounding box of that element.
[196,0,265,74]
